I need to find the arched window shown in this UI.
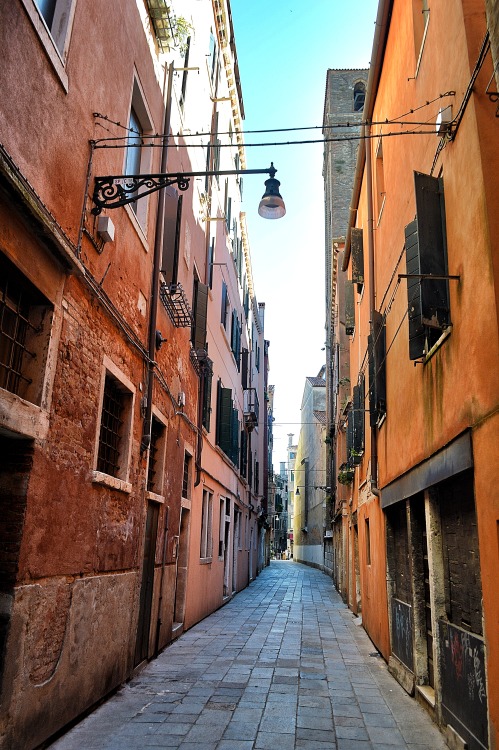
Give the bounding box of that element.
[354,82,366,112]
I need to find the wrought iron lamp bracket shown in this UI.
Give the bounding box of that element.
[92,174,191,215]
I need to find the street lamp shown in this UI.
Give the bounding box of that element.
[92,162,285,219]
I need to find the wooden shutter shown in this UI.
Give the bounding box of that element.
[161,188,182,284]
[351,228,364,285]
[345,281,355,335]
[240,429,248,477]
[230,409,239,465]
[368,311,386,427]
[217,385,232,456]
[405,218,424,359]
[352,378,364,460]
[405,172,450,359]
[202,363,213,431]
[241,348,249,390]
[192,280,208,351]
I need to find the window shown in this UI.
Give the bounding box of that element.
[200,489,213,559]
[375,139,386,222]
[124,79,153,226]
[207,31,217,82]
[353,82,366,112]
[0,253,52,405]
[182,452,192,500]
[220,282,229,329]
[179,36,191,111]
[412,0,430,74]
[95,366,134,486]
[405,172,450,360]
[33,0,76,55]
[147,416,166,495]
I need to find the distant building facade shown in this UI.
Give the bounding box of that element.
[293,373,327,567]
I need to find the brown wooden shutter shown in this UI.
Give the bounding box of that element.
[161,188,182,285]
[345,281,355,335]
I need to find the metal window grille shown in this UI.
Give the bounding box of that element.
[97,376,125,477]
[147,418,163,492]
[0,273,37,396]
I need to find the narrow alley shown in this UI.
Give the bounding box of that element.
[49,562,448,750]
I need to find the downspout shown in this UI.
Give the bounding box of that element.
[148,62,174,657]
[141,62,174,452]
[194,74,220,488]
[365,127,381,499]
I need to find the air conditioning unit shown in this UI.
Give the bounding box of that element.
[436,105,452,136]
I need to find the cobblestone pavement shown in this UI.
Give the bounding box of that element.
[50,561,448,750]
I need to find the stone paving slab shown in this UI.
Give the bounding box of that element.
[49,561,448,750]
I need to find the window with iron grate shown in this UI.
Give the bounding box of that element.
[0,253,52,406]
[182,452,192,499]
[97,376,126,477]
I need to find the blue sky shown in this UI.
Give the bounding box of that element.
[230,0,379,467]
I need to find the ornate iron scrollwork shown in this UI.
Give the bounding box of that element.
[92,174,191,214]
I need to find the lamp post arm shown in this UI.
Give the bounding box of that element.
[91,164,277,214]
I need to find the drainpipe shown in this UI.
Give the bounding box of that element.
[141,62,174,453]
[365,126,381,499]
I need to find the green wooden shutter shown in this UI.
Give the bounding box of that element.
[202,362,213,431]
[217,385,232,455]
[241,348,249,390]
[351,228,364,285]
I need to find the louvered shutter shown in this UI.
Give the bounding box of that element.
[161,188,182,284]
[368,311,386,426]
[217,386,232,456]
[241,348,249,390]
[351,228,364,285]
[345,281,355,335]
[192,280,208,351]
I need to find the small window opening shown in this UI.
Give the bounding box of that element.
[97,376,126,477]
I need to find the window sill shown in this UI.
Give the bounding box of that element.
[0,390,50,440]
[200,557,213,565]
[92,471,132,494]
[146,490,165,503]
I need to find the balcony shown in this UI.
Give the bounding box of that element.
[243,388,259,431]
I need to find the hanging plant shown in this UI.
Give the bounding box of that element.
[338,467,354,486]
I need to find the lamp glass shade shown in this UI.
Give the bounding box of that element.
[258,176,286,219]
